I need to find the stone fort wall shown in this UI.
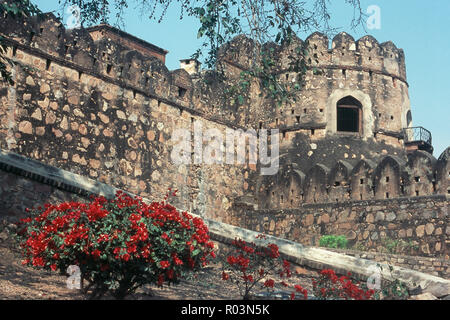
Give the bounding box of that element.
[0,13,448,259]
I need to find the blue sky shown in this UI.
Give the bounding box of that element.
[32,0,449,157]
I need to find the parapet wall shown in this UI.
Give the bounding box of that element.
[232,194,449,259]
[254,148,450,208]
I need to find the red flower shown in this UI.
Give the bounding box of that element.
[222,271,229,280]
[264,279,275,288]
[160,260,170,269]
[91,249,101,258]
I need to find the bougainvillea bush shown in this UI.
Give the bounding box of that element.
[312,269,375,300]
[221,235,307,300]
[15,190,216,299]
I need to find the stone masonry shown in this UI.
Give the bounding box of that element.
[0,13,448,261]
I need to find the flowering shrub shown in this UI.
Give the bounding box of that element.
[15,190,215,299]
[221,235,307,300]
[312,269,375,300]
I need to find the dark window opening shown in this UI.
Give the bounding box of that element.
[29,31,35,42]
[311,129,315,135]
[334,181,341,187]
[386,192,390,199]
[415,190,419,196]
[12,46,17,56]
[280,195,284,203]
[360,193,363,200]
[360,179,364,185]
[406,111,412,127]
[386,176,390,183]
[45,59,51,71]
[415,176,420,182]
[303,108,307,114]
[178,87,187,98]
[40,27,44,34]
[78,71,83,80]
[337,96,362,133]
[106,64,112,75]
[295,116,300,123]
[291,109,295,115]
[259,122,263,129]
[64,45,69,55]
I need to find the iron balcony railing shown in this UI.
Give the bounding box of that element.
[403,126,432,145]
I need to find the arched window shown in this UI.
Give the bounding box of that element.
[337,96,362,133]
[406,110,412,127]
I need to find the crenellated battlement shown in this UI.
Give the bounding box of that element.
[257,148,450,209]
[217,31,407,83]
[0,14,412,137]
[0,13,195,110]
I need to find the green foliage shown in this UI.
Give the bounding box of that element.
[372,264,410,300]
[319,235,348,249]
[381,238,418,255]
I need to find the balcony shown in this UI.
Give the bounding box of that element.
[403,126,433,154]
